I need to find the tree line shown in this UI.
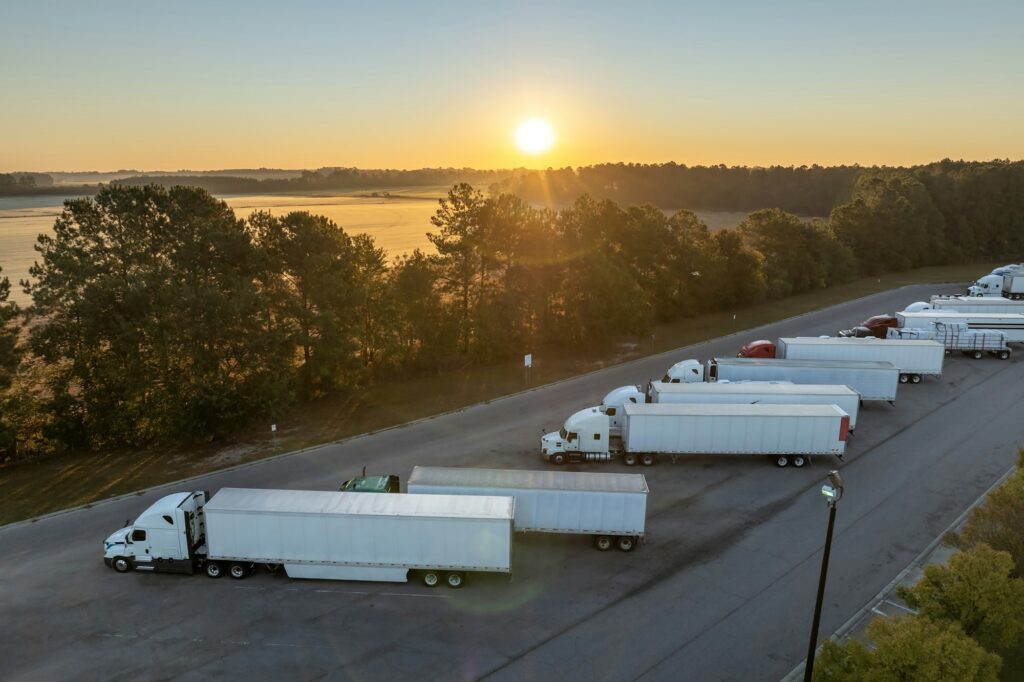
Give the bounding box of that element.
[1,160,1023,457]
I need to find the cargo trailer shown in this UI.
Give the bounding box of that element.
[896,311,1024,342]
[408,466,647,552]
[600,382,860,431]
[103,488,514,588]
[920,296,1024,314]
[888,322,1011,360]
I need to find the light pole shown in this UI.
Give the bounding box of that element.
[804,470,844,682]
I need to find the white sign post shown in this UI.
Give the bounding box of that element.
[524,354,532,385]
[271,423,277,445]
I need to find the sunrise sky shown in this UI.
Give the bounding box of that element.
[2,0,1022,172]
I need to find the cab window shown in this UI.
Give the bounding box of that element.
[131,529,147,542]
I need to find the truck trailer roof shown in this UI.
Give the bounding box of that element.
[651,382,857,396]
[622,403,847,417]
[205,488,514,520]
[778,337,941,348]
[408,466,649,494]
[712,357,896,370]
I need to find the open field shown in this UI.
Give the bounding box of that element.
[0,262,995,526]
[2,279,1022,681]
[2,190,806,306]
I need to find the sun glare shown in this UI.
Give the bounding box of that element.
[515,118,555,155]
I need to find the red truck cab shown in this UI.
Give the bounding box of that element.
[738,339,777,358]
[860,315,898,338]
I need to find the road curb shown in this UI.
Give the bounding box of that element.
[0,281,963,531]
[779,461,1018,682]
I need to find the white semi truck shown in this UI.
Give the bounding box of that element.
[103,488,514,588]
[600,381,860,431]
[888,322,1011,360]
[407,466,648,552]
[896,311,1024,342]
[541,403,849,468]
[663,357,900,402]
[738,337,945,383]
[967,265,1023,297]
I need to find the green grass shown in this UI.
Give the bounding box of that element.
[0,262,995,526]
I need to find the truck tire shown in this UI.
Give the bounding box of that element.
[205,561,223,579]
[551,453,566,466]
[640,453,656,467]
[112,557,132,573]
[792,456,806,468]
[229,563,250,580]
[972,350,984,360]
[617,536,636,552]
[775,456,790,468]
[623,452,638,466]
[422,571,440,587]
[910,374,922,384]
[899,373,909,383]
[445,572,465,589]
[594,535,613,551]
[998,350,1011,360]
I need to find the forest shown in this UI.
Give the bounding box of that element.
[1,160,1023,458]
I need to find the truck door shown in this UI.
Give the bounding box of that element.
[127,528,153,567]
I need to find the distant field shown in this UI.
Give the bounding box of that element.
[1,189,804,306]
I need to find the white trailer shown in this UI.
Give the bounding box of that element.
[408,466,647,552]
[921,296,1024,314]
[663,357,899,402]
[1004,273,1024,300]
[897,311,1024,342]
[774,337,944,383]
[541,403,849,468]
[888,322,1011,360]
[103,488,514,589]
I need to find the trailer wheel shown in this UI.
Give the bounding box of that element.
[623,452,638,466]
[640,453,656,467]
[422,571,440,587]
[551,453,566,466]
[229,563,250,580]
[972,350,984,360]
[899,373,909,383]
[792,456,807,468]
[910,374,922,384]
[775,456,790,468]
[112,557,133,573]
[594,535,613,551]
[445,572,465,589]
[205,561,223,579]
[617,536,636,552]
[998,350,1011,360]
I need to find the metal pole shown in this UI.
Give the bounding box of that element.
[804,501,838,682]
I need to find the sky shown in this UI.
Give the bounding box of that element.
[1,0,1022,171]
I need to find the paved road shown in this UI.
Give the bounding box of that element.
[3,283,1022,682]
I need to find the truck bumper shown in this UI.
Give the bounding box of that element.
[103,557,113,568]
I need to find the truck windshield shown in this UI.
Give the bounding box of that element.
[559,427,568,439]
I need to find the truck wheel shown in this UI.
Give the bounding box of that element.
[640,453,656,467]
[422,571,440,587]
[910,374,922,384]
[623,453,638,466]
[775,456,790,468]
[229,563,250,580]
[972,350,984,360]
[998,350,1011,360]
[617,536,636,552]
[205,561,223,579]
[551,453,566,466]
[112,557,133,573]
[594,535,613,551]
[899,374,909,383]
[445,572,465,589]
[792,456,806,468]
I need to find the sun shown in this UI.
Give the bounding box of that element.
[515,118,555,155]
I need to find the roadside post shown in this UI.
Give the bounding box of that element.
[804,470,844,682]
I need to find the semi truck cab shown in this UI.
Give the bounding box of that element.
[541,407,611,464]
[662,359,704,383]
[968,274,1005,297]
[104,491,208,574]
[738,339,776,358]
[599,385,645,434]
